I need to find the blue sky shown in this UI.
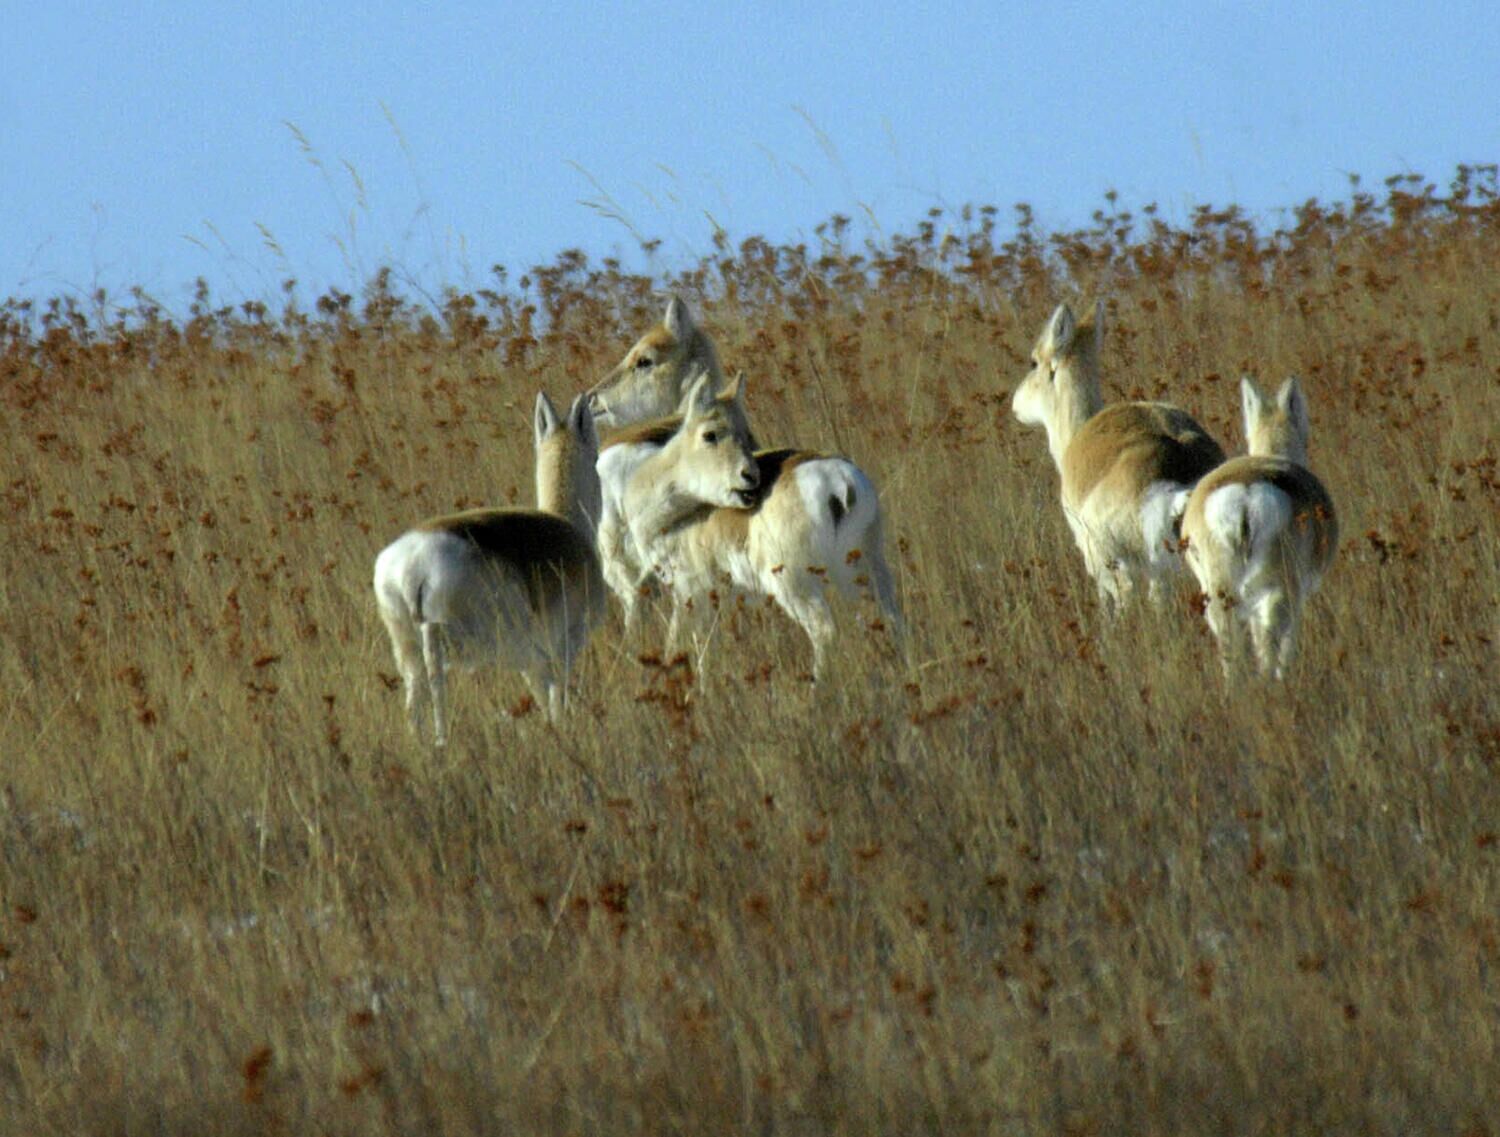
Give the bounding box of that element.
[5,3,1497,309]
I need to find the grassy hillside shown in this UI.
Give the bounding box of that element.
[1,169,1496,1135]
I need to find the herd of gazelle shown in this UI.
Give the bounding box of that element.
[375,296,1338,742]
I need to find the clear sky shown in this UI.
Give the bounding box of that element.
[5,2,1497,309]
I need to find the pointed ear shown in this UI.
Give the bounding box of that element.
[1240,376,1268,430]
[1276,376,1308,436]
[664,295,693,340]
[1043,303,1076,354]
[725,369,748,410]
[534,390,561,448]
[681,369,716,421]
[567,393,598,451]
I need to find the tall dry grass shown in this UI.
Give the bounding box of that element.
[1,170,1497,1135]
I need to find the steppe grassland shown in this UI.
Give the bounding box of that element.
[1,174,1497,1134]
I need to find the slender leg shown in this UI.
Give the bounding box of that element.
[776,584,836,680]
[599,513,642,632]
[421,622,449,746]
[1096,564,1133,619]
[522,668,563,723]
[867,545,907,650]
[1203,589,1245,680]
[381,610,429,735]
[402,668,428,735]
[666,593,703,659]
[1147,575,1168,609]
[1253,594,1295,680]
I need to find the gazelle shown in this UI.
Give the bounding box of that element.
[1011,301,1225,612]
[595,367,758,630]
[587,295,724,428]
[1180,377,1338,678]
[623,372,903,676]
[372,392,605,744]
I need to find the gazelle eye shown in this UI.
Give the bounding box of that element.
[635,356,653,369]
[702,430,718,444]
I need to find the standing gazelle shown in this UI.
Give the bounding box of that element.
[588,298,733,621]
[372,393,605,744]
[595,367,757,630]
[1180,377,1339,678]
[1012,301,1225,612]
[623,372,903,676]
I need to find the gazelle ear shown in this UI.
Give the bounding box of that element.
[567,393,598,451]
[726,369,748,409]
[1043,303,1077,355]
[681,369,716,421]
[534,390,561,448]
[664,295,693,340]
[1276,376,1308,437]
[1240,376,1268,432]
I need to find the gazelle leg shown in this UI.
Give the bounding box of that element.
[1203,589,1246,679]
[776,584,836,680]
[381,612,429,735]
[666,594,703,659]
[867,545,906,649]
[421,622,449,746]
[1252,594,1295,680]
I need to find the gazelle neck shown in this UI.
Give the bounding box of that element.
[1248,423,1307,466]
[622,448,709,541]
[1045,358,1103,468]
[537,444,600,537]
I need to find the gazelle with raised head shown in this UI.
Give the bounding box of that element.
[1180,377,1338,678]
[623,372,903,676]
[588,296,738,629]
[1011,301,1225,613]
[587,295,725,429]
[373,392,605,744]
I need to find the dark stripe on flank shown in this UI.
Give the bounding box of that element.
[421,508,593,561]
[1158,428,1227,487]
[741,448,826,508]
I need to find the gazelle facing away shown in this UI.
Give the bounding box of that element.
[1012,301,1225,612]
[372,393,605,744]
[1180,377,1338,678]
[622,372,903,676]
[587,295,724,428]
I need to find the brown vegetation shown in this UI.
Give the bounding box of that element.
[1,169,1497,1134]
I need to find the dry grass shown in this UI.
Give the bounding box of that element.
[1,170,1497,1135]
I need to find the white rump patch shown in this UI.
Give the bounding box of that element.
[1203,481,1293,601]
[1139,480,1191,576]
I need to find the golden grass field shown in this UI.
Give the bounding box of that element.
[2,170,1497,1134]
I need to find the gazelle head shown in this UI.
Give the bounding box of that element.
[534,391,602,534]
[660,370,760,508]
[1241,376,1310,466]
[587,295,724,428]
[1011,301,1106,465]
